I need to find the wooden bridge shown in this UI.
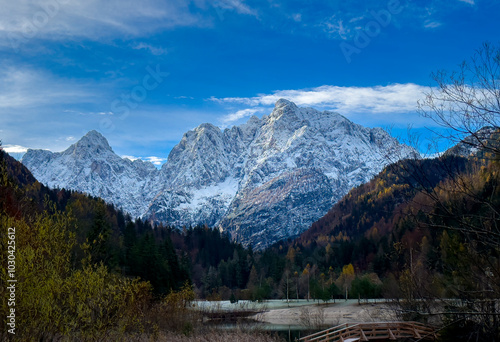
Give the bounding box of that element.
[299,322,437,342]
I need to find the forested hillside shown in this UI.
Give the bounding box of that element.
[0,148,149,340]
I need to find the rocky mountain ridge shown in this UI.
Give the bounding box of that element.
[22,99,417,248]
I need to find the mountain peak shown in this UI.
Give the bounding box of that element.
[274,98,297,110]
[196,122,220,133]
[269,99,300,123]
[74,130,113,153]
[22,129,159,218]
[83,129,108,142]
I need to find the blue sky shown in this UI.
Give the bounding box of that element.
[1,0,499,165]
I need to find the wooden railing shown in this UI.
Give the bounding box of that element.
[299,321,437,342]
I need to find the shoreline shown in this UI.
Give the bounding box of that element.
[252,300,396,327]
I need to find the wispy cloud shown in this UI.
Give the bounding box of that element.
[0,0,214,47]
[292,13,302,22]
[0,0,260,48]
[214,0,256,16]
[0,66,100,109]
[0,65,119,154]
[211,83,429,114]
[424,20,442,29]
[220,108,263,124]
[0,0,481,50]
[321,16,354,40]
[267,0,482,42]
[132,42,168,56]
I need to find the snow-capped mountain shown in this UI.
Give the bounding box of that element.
[444,126,498,158]
[22,99,417,248]
[21,130,160,218]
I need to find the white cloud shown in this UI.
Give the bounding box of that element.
[212,0,257,16]
[349,16,366,23]
[145,156,167,165]
[132,42,168,56]
[0,0,259,48]
[298,1,480,42]
[0,0,211,47]
[321,16,353,40]
[0,67,99,109]
[122,155,139,161]
[424,20,442,29]
[220,108,262,124]
[292,13,302,22]
[3,144,29,153]
[65,136,75,141]
[211,83,429,114]
[62,110,114,116]
[123,155,166,165]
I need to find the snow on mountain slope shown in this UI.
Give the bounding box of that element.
[444,126,498,158]
[22,99,418,248]
[216,99,417,247]
[22,130,160,217]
